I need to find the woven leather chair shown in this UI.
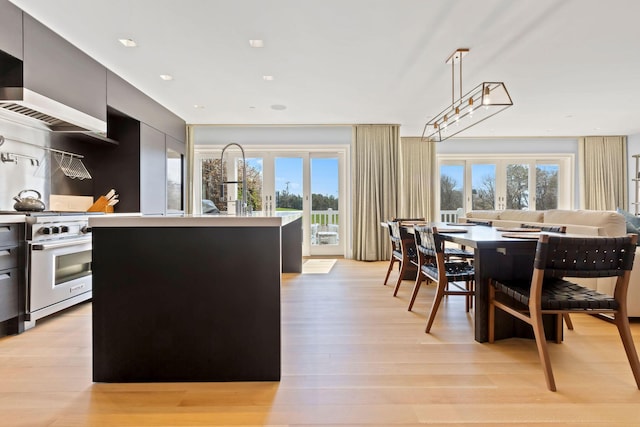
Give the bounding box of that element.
[488,234,640,391]
[465,218,493,227]
[410,225,475,332]
[520,223,573,330]
[520,223,567,233]
[383,220,418,297]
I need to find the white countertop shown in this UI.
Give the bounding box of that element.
[88,211,303,227]
[0,215,27,224]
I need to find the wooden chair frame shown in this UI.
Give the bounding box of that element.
[383,220,418,297]
[488,233,640,391]
[410,225,475,332]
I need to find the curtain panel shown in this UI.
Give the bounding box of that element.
[351,125,399,261]
[398,137,436,221]
[579,136,627,210]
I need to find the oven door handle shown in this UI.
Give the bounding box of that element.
[31,237,92,250]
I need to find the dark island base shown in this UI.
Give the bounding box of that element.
[91,222,298,383]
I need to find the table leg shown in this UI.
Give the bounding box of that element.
[473,245,558,343]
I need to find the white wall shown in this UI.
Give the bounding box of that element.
[193,125,352,147]
[627,133,640,211]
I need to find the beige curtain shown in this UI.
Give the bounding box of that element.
[352,125,399,260]
[398,137,436,221]
[579,136,627,210]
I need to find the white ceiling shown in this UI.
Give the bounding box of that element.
[10,0,640,138]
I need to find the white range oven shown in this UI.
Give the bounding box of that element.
[12,212,97,328]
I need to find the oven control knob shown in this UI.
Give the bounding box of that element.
[60,226,69,233]
[51,226,60,234]
[81,226,92,234]
[41,227,52,235]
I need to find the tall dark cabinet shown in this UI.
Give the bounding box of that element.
[86,72,186,215]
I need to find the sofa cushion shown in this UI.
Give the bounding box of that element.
[499,209,544,222]
[543,209,625,237]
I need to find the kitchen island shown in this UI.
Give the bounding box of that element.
[89,212,302,382]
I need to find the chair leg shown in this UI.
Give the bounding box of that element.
[392,259,408,297]
[554,314,563,344]
[488,283,496,343]
[383,258,397,286]
[408,271,423,311]
[530,306,557,391]
[613,314,640,389]
[425,280,446,333]
[563,313,574,330]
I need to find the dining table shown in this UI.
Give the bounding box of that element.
[401,221,563,343]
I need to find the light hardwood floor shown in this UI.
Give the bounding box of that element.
[1,259,640,426]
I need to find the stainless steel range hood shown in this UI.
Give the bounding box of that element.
[0,87,115,143]
[0,48,115,144]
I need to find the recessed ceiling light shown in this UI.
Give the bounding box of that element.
[271,104,287,111]
[160,74,174,81]
[263,75,274,81]
[194,104,205,109]
[118,38,137,47]
[249,106,256,109]
[249,39,264,48]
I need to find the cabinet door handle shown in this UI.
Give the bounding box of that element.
[0,273,10,280]
[0,249,11,257]
[0,226,11,233]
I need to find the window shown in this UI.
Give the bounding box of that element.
[438,155,572,220]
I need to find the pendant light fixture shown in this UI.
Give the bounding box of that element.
[421,48,513,142]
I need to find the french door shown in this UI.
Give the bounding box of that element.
[195,149,345,256]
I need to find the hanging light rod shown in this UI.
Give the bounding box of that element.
[421,48,513,142]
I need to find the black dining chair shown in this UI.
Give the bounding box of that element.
[520,223,573,330]
[488,234,640,391]
[465,218,493,227]
[520,223,567,233]
[410,225,475,332]
[383,220,418,297]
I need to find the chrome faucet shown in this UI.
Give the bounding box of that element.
[219,142,248,214]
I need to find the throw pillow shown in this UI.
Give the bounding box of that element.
[616,207,640,234]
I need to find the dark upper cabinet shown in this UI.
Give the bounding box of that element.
[0,1,23,59]
[107,71,185,143]
[140,123,166,215]
[22,14,106,121]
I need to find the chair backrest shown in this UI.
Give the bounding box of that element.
[388,220,415,255]
[393,217,426,223]
[534,234,637,279]
[387,220,402,249]
[466,218,493,227]
[521,223,566,233]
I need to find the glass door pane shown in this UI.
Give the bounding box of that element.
[535,164,559,210]
[200,157,224,213]
[167,149,184,212]
[310,157,339,248]
[471,163,496,210]
[275,157,303,211]
[440,164,464,221]
[506,163,530,210]
[244,157,263,211]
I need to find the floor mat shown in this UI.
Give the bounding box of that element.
[302,258,337,274]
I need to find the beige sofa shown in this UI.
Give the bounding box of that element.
[459,209,640,317]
